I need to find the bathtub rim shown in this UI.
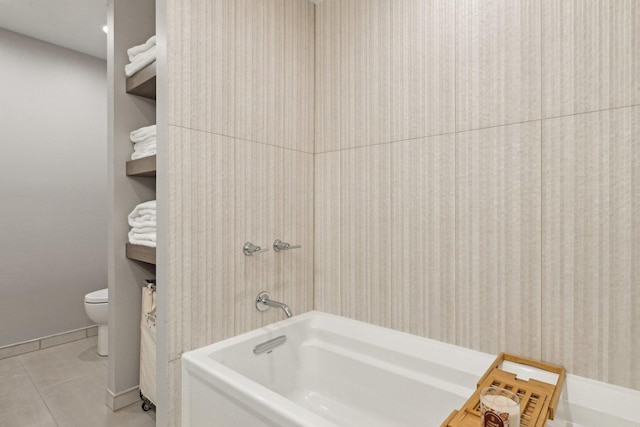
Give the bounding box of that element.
[181,310,640,426]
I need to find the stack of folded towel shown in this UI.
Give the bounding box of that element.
[130,124,156,160]
[125,35,156,77]
[128,200,156,248]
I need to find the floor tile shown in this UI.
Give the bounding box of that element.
[2,337,153,426]
[40,368,154,427]
[0,355,23,376]
[0,358,57,427]
[19,337,104,389]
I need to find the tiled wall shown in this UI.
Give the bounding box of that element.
[164,0,315,425]
[315,0,640,390]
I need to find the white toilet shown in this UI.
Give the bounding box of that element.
[84,288,109,356]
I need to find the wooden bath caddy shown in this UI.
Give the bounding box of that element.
[441,353,566,427]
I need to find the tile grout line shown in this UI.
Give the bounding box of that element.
[387,0,393,334]
[17,353,60,427]
[539,0,544,360]
[311,1,317,313]
[309,103,640,157]
[453,0,458,347]
[166,123,315,155]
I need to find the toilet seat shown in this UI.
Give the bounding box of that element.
[85,288,108,304]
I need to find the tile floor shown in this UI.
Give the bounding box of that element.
[0,336,155,427]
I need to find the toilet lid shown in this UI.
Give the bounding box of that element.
[85,288,108,303]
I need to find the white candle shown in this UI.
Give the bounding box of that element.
[481,392,521,427]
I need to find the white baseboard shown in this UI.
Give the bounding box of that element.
[106,385,141,411]
[0,325,99,360]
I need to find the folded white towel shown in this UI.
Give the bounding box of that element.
[128,199,157,247]
[130,227,157,234]
[131,212,156,222]
[132,199,156,210]
[125,45,157,77]
[133,138,156,152]
[128,239,156,248]
[128,200,156,222]
[130,125,157,143]
[129,221,157,230]
[129,230,156,241]
[136,209,156,218]
[127,35,156,62]
[132,136,157,147]
[129,212,156,227]
[128,230,157,248]
[131,135,157,160]
[130,220,156,229]
[129,239,156,248]
[131,148,157,160]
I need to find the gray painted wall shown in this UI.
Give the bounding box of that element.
[0,28,107,347]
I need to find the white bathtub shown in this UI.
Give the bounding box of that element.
[181,311,640,427]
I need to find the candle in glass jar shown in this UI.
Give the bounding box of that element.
[480,387,521,427]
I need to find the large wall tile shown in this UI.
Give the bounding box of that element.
[316,146,393,327]
[543,0,640,118]
[164,0,316,422]
[235,0,285,146]
[340,145,391,327]
[315,0,342,153]
[167,359,181,427]
[282,150,314,316]
[234,141,285,334]
[167,127,235,361]
[314,151,342,314]
[390,0,455,141]
[340,0,391,150]
[456,122,542,357]
[284,0,315,153]
[457,0,541,131]
[542,107,640,389]
[390,135,455,342]
[167,0,235,135]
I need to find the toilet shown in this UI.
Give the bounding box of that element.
[84,288,109,356]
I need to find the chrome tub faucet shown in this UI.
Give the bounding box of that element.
[255,292,293,318]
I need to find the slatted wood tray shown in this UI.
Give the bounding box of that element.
[441,353,566,427]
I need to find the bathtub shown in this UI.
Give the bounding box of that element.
[181,311,640,427]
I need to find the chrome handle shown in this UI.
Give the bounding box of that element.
[273,239,302,252]
[243,242,269,256]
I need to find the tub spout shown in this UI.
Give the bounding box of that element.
[256,292,293,318]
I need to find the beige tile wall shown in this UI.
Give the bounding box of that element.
[166,128,236,362]
[165,0,315,425]
[315,0,640,390]
[167,0,235,136]
[315,0,455,152]
[542,107,640,388]
[390,0,455,140]
[390,135,455,342]
[314,152,342,312]
[167,359,181,427]
[456,0,541,131]
[339,144,392,326]
[456,122,542,358]
[542,0,640,118]
[315,0,342,152]
[163,3,639,425]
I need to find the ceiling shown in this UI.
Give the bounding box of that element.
[0,0,107,59]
